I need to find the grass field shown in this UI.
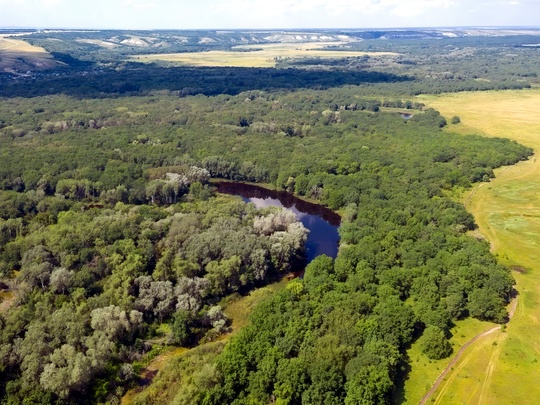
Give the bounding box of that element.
[399,316,499,404]
[405,88,540,404]
[0,37,58,72]
[129,42,397,67]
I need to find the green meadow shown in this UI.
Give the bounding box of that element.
[404,88,540,404]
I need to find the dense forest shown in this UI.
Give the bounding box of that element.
[0,29,538,404]
[3,30,539,99]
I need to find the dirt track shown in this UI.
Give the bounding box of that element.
[418,297,518,405]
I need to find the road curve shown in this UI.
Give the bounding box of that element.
[0,38,19,51]
[418,296,518,405]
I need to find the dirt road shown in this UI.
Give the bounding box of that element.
[419,297,518,405]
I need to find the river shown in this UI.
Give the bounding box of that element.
[214,182,340,263]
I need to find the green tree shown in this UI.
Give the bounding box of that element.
[419,325,452,360]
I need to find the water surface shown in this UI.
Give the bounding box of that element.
[215,182,340,263]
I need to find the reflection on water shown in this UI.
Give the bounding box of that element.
[215,182,340,263]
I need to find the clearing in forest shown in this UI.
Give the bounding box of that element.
[122,278,288,404]
[404,88,540,404]
[128,42,397,67]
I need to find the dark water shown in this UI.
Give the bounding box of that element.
[215,182,340,263]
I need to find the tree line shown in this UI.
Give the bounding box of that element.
[0,85,533,403]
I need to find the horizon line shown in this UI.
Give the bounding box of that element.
[2,25,540,32]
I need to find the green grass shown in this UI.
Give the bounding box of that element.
[222,277,289,331]
[408,88,540,404]
[400,317,497,404]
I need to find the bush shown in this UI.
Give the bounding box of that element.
[170,310,194,346]
[419,326,453,360]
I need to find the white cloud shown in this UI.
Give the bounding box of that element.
[40,0,63,5]
[123,0,156,9]
[0,0,537,29]
[211,0,463,26]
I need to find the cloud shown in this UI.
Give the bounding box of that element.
[123,0,156,9]
[40,0,63,5]
[212,0,462,26]
[0,0,537,30]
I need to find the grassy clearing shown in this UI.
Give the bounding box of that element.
[222,277,289,331]
[409,88,540,404]
[400,316,497,404]
[0,290,15,313]
[129,42,397,67]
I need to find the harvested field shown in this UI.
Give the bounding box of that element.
[129,41,398,67]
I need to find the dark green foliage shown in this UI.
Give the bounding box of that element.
[419,326,453,360]
[467,288,508,323]
[170,310,194,346]
[0,193,307,403]
[0,55,532,403]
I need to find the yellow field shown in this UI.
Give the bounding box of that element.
[0,290,15,313]
[0,37,58,72]
[405,88,540,404]
[0,37,48,53]
[129,42,398,67]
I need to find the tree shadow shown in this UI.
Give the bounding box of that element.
[392,355,412,405]
[0,63,412,98]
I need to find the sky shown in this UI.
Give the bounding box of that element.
[0,0,539,30]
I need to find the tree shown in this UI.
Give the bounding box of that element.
[175,276,209,313]
[468,288,508,323]
[206,256,242,296]
[20,245,55,289]
[49,267,73,294]
[419,325,452,360]
[90,305,142,340]
[170,310,194,346]
[40,344,92,398]
[134,276,175,321]
[344,364,393,405]
[451,116,461,124]
[202,306,229,335]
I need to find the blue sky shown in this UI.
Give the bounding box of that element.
[0,0,538,29]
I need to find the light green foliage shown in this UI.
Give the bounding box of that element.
[40,344,92,398]
[90,305,142,340]
[0,76,531,404]
[0,180,307,402]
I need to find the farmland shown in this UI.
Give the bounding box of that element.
[0,37,59,72]
[411,88,540,404]
[129,42,398,67]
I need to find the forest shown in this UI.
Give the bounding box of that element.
[0,29,538,404]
